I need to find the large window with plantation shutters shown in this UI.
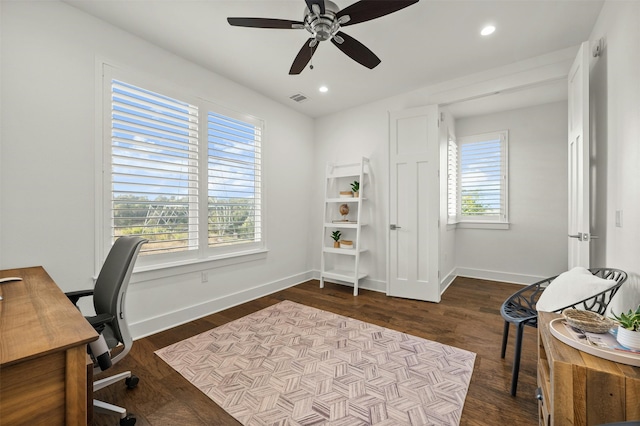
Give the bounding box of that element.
[102,66,264,266]
[448,130,509,227]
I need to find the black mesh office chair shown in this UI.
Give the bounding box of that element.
[500,267,627,396]
[67,236,147,426]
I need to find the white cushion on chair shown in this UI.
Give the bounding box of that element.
[536,267,616,312]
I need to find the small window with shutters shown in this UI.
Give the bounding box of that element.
[102,65,264,266]
[452,131,508,227]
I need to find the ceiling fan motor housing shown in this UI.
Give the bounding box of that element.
[304,0,340,41]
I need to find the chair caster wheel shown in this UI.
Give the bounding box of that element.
[125,375,139,389]
[120,414,136,425]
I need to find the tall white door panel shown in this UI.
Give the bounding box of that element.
[568,42,591,268]
[389,106,440,302]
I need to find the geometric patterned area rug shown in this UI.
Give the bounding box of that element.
[155,300,476,426]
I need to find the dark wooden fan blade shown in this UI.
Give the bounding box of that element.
[289,39,319,75]
[337,0,419,26]
[305,0,325,14]
[331,31,381,69]
[227,17,304,29]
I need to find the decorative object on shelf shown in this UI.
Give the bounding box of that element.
[339,191,353,198]
[339,240,353,249]
[350,180,360,197]
[611,305,640,350]
[330,230,342,248]
[339,203,350,221]
[562,309,614,333]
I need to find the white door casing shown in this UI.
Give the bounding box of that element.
[568,41,591,269]
[388,106,440,302]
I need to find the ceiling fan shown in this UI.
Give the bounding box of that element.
[227,0,419,75]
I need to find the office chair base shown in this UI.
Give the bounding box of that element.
[94,370,138,391]
[94,371,138,425]
[94,400,136,425]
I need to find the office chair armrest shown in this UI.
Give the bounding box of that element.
[86,313,116,330]
[65,289,94,306]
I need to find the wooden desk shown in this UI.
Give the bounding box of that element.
[0,266,98,425]
[538,311,640,425]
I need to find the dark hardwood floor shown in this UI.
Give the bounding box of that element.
[93,277,539,425]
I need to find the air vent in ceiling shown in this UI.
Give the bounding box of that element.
[289,93,308,103]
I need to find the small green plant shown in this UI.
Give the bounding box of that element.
[610,305,640,331]
[330,230,342,242]
[350,181,359,192]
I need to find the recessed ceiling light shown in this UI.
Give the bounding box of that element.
[319,86,329,93]
[481,25,496,36]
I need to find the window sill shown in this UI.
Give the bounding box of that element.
[129,248,269,284]
[455,221,510,230]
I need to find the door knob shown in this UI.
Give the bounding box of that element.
[568,232,598,241]
[390,224,402,230]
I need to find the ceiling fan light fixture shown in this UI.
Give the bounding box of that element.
[304,2,341,42]
[319,85,329,93]
[481,25,496,36]
[338,15,351,25]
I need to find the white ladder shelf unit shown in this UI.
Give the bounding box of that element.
[320,157,370,296]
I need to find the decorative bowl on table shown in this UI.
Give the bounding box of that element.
[562,308,614,334]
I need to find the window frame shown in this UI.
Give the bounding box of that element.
[99,63,266,271]
[448,130,509,230]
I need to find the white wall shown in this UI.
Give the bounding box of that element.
[589,0,640,314]
[454,102,568,282]
[0,1,314,337]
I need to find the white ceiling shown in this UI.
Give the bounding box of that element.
[64,0,603,118]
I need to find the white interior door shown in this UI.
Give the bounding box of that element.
[568,41,590,269]
[388,106,440,302]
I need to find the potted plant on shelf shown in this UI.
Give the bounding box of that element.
[351,180,360,197]
[611,305,640,350]
[330,230,342,248]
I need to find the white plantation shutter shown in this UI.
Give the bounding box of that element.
[459,131,508,222]
[104,66,265,265]
[447,138,458,220]
[110,79,199,255]
[207,111,262,248]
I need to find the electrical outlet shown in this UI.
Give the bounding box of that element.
[615,210,623,228]
[201,272,208,283]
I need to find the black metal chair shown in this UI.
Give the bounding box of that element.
[500,267,627,396]
[67,236,147,426]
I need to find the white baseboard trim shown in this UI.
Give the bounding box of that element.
[130,271,314,340]
[440,269,457,294]
[130,267,542,340]
[455,267,543,285]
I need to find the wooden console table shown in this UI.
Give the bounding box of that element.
[0,266,98,425]
[538,311,640,425]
